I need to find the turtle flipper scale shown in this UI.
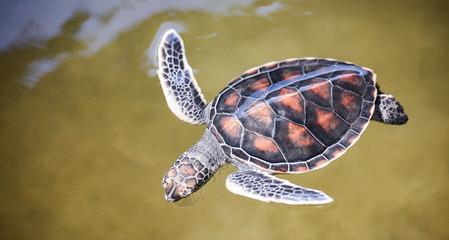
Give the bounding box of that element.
[157,30,207,124]
[225,171,333,205]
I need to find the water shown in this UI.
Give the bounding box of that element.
[0,0,448,239]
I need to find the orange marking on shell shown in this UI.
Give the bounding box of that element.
[224,91,240,107]
[253,135,279,153]
[220,116,242,138]
[341,92,356,110]
[282,70,302,80]
[279,88,302,113]
[247,102,273,126]
[315,159,328,168]
[250,77,270,91]
[309,82,330,99]
[332,148,345,159]
[287,122,314,147]
[315,108,338,132]
[339,74,362,86]
[294,165,308,172]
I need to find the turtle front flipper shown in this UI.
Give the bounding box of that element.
[157,30,208,124]
[226,171,333,205]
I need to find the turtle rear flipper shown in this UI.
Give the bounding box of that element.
[226,171,333,205]
[157,30,208,124]
[371,85,408,125]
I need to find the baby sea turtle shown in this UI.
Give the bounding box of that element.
[157,30,408,205]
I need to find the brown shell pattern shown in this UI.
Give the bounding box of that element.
[209,58,377,173]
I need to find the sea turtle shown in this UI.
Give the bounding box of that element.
[157,30,408,205]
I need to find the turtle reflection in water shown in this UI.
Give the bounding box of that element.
[157,30,408,205]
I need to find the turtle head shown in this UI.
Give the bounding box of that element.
[162,154,212,202]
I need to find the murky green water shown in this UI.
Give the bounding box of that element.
[1,0,448,239]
